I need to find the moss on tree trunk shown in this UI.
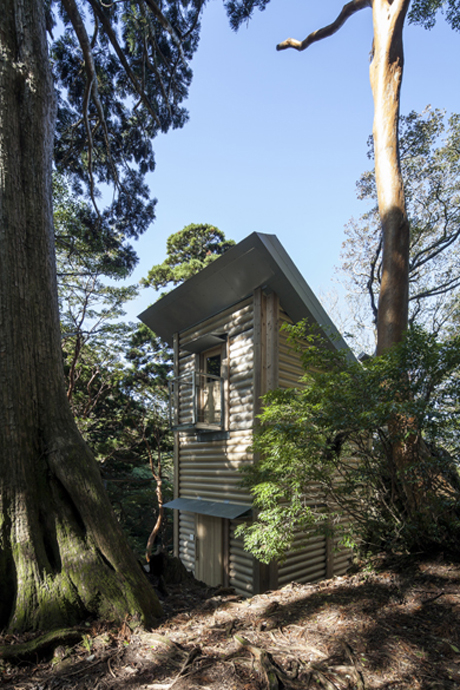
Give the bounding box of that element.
[0,0,161,632]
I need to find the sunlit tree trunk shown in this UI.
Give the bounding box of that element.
[0,0,161,632]
[370,0,411,355]
[368,0,423,513]
[276,0,421,512]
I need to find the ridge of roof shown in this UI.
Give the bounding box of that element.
[138,232,352,357]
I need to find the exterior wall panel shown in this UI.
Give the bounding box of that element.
[229,521,253,596]
[278,311,304,390]
[174,298,351,592]
[277,531,327,586]
[175,300,255,584]
[178,511,196,575]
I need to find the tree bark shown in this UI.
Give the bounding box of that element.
[0,0,161,632]
[370,0,411,355]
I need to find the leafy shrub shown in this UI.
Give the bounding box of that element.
[237,325,460,561]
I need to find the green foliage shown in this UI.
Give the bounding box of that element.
[61,323,174,555]
[51,0,203,240]
[224,0,271,31]
[342,108,460,344]
[55,173,174,556]
[237,324,460,562]
[54,173,139,280]
[142,223,235,291]
[409,0,460,31]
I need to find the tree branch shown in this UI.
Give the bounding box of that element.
[142,0,186,63]
[61,0,119,198]
[86,0,162,130]
[139,0,173,120]
[410,275,460,302]
[276,0,372,52]
[367,234,382,326]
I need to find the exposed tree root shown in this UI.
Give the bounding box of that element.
[234,633,367,690]
[342,640,366,689]
[235,635,281,689]
[0,627,86,662]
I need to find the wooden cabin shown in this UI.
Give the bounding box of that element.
[139,232,353,596]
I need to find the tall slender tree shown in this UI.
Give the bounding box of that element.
[342,108,460,343]
[224,0,459,353]
[223,0,460,536]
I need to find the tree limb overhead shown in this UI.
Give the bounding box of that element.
[276,0,372,52]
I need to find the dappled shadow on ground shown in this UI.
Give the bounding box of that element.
[250,559,460,689]
[1,557,460,689]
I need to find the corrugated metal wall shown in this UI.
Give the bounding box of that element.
[277,309,352,581]
[175,299,255,591]
[178,511,195,573]
[174,300,351,592]
[278,311,304,389]
[176,353,195,427]
[229,521,253,596]
[277,530,327,586]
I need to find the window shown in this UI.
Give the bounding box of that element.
[169,341,226,431]
[199,347,223,427]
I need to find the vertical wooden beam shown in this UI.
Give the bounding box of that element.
[223,339,230,431]
[253,288,264,420]
[253,289,281,593]
[326,528,334,579]
[252,289,264,594]
[265,291,279,590]
[265,291,279,392]
[173,333,180,558]
[222,518,230,587]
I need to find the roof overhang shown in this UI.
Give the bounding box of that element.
[163,497,251,519]
[139,232,354,360]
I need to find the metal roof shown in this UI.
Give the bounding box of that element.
[163,498,251,519]
[139,232,352,357]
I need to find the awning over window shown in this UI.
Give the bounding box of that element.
[183,333,227,354]
[163,497,251,519]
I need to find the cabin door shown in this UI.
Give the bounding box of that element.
[195,514,223,586]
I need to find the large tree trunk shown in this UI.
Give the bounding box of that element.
[370,0,411,355]
[0,0,161,632]
[369,0,426,514]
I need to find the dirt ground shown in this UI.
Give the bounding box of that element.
[2,556,460,690]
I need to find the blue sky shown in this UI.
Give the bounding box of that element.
[126,0,460,326]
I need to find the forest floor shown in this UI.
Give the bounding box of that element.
[1,555,460,690]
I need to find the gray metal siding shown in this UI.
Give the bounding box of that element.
[229,521,253,596]
[276,306,351,585]
[178,511,196,575]
[176,299,254,584]
[278,311,304,389]
[277,531,328,586]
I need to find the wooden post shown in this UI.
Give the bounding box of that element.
[266,291,279,591]
[265,291,279,392]
[252,289,265,593]
[253,289,280,593]
[173,333,180,558]
[222,518,230,587]
[326,530,334,579]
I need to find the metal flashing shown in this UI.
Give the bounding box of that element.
[163,497,252,519]
[182,333,227,354]
[138,232,353,360]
